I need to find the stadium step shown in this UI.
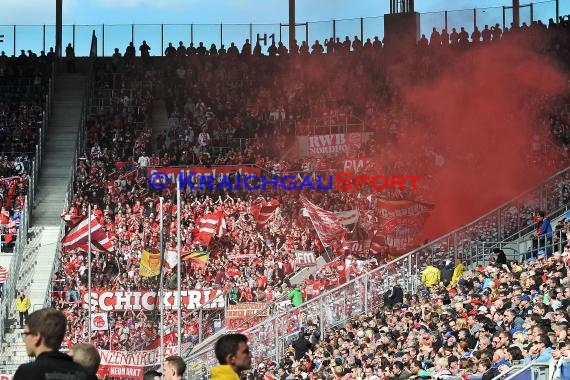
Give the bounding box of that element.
[0,72,88,370]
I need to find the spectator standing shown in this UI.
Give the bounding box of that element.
[14,308,96,380]
[211,333,252,380]
[65,43,75,73]
[16,291,31,328]
[421,264,440,288]
[163,356,186,380]
[0,265,7,299]
[70,342,101,377]
[288,285,303,307]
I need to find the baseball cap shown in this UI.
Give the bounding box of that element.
[538,250,545,256]
[478,306,488,313]
[519,294,531,302]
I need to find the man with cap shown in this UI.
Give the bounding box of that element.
[517,294,533,318]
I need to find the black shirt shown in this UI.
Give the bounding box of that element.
[14,350,98,380]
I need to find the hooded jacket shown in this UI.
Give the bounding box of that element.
[211,365,240,380]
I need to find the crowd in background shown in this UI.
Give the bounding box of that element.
[32,15,570,376]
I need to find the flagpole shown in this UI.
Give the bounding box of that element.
[88,203,92,344]
[159,196,165,370]
[177,179,182,354]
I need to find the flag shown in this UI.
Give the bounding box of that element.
[182,250,209,268]
[0,266,8,284]
[376,199,433,254]
[195,213,223,245]
[90,312,109,331]
[217,216,227,237]
[334,210,359,226]
[139,248,161,277]
[251,198,280,227]
[61,215,114,253]
[164,249,178,270]
[300,195,347,250]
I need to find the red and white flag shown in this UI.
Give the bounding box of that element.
[90,312,109,331]
[251,198,280,227]
[334,210,359,226]
[195,213,224,246]
[300,196,346,250]
[0,266,8,283]
[61,215,115,253]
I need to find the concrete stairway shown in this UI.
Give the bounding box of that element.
[0,73,86,367]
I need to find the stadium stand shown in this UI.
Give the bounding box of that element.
[0,3,569,380]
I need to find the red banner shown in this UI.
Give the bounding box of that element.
[81,290,224,312]
[308,133,363,155]
[376,199,433,254]
[226,302,269,331]
[98,365,143,379]
[147,165,261,184]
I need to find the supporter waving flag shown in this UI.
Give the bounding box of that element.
[300,195,347,250]
[61,214,114,253]
[251,198,280,228]
[195,212,224,245]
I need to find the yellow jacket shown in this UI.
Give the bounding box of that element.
[450,262,465,287]
[16,296,31,313]
[211,365,240,380]
[421,265,441,288]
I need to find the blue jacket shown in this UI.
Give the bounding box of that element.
[522,347,553,364]
[539,219,553,239]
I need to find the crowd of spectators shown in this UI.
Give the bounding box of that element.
[44,14,570,365]
[0,48,51,252]
[252,244,570,380]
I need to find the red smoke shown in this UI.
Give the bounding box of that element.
[383,42,567,240]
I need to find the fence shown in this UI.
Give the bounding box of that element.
[0,1,567,57]
[185,164,570,373]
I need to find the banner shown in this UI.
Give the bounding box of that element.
[308,133,363,155]
[376,199,434,254]
[342,157,374,172]
[226,302,269,331]
[334,210,359,226]
[81,289,224,311]
[226,253,257,261]
[139,248,161,277]
[147,165,261,184]
[294,250,317,268]
[98,344,189,367]
[97,365,142,380]
[90,312,109,331]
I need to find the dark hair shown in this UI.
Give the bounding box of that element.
[26,308,67,350]
[507,346,524,361]
[165,356,186,376]
[143,370,163,380]
[215,333,248,364]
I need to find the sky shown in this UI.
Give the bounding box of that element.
[1,0,568,56]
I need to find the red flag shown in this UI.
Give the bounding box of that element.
[376,199,433,255]
[195,213,223,246]
[61,215,114,253]
[251,198,280,228]
[300,195,346,251]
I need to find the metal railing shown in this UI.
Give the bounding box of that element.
[185,164,570,370]
[0,1,566,57]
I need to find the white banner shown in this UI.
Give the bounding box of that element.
[295,250,316,268]
[90,312,109,331]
